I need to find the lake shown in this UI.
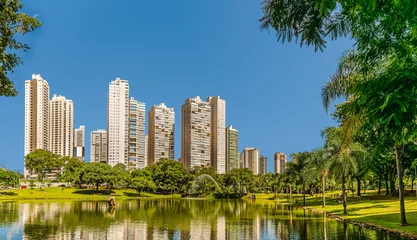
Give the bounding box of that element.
[0,199,408,239]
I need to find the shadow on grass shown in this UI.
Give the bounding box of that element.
[123,192,139,197]
[73,189,115,195]
[0,191,18,196]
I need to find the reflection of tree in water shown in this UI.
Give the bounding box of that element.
[0,202,19,226]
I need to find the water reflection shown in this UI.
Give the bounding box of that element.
[0,199,407,240]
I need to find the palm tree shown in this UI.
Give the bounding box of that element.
[287,152,311,205]
[322,127,365,214]
[308,148,329,208]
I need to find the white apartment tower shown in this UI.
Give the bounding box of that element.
[107,78,129,167]
[24,74,50,177]
[128,98,146,169]
[148,103,175,165]
[90,129,108,163]
[49,94,74,157]
[181,96,211,169]
[74,125,85,161]
[207,96,226,174]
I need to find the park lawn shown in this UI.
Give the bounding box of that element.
[0,187,181,201]
[250,191,417,235]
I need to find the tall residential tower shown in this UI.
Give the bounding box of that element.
[207,96,226,174]
[74,126,85,161]
[49,94,74,157]
[181,96,211,169]
[240,147,260,175]
[225,125,239,171]
[107,78,129,167]
[24,74,50,177]
[90,129,108,163]
[128,98,146,169]
[274,152,287,174]
[148,103,175,164]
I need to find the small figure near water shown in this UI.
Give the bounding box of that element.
[106,196,116,207]
[248,194,256,199]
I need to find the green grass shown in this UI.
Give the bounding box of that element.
[249,191,417,235]
[0,187,181,201]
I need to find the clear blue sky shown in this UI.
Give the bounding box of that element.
[1,0,352,172]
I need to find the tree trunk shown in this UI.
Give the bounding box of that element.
[303,184,306,205]
[390,176,397,197]
[274,189,277,199]
[395,145,408,226]
[342,175,347,214]
[385,176,390,195]
[411,178,414,193]
[378,180,381,194]
[96,182,99,192]
[356,177,361,197]
[289,185,292,203]
[322,175,326,208]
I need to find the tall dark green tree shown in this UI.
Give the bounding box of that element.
[82,162,111,192]
[24,149,63,182]
[287,152,311,205]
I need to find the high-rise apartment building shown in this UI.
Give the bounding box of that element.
[90,129,108,163]
[225,125,239,171]
[24,74,50,177]
[128,98,146,169]
[207,96,226,174]
[259,155,268,174]
[148,103,175,165]
[274,152,287,174]
[107,78,129,167]
[49,94,74,157]
[74,125,85,161]
[181,96,211,169]
[240,147,260,175]
[144,135,148,164]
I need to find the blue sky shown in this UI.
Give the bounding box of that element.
[1,0,353,172]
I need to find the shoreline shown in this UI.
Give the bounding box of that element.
[298,206,417,240]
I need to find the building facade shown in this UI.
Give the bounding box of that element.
[207,96,226,174]
[128,98,146,169]
[274,152,287,174]
[24,74,50,177]
[148,103,175,165]
[225,125,239,171]
[240,147,260,175]
[181,96,211,169]
[49,94,74,157]
[74,125,85,161]
[107,78,129,167]
[90,129,108,163]
[259,155,268,174]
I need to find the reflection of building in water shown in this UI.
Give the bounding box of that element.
[215,216,226,240]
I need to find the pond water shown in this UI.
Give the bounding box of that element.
[0,199,409,240]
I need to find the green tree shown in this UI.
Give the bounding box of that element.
[150,160,186,194]
[24,150,63,182]
[308,148,329,208]
[131,169,156,196]
[0,168,19,187]
[82,162,111,192]
[107,163,128,193]
[61,157,84,186]
[287,152,311,205]
[0,0,42,96]
[322,127,365,214]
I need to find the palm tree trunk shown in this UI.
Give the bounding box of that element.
[395,145,408,226]
[303,184,306,205]
[342,175,347,214]
[322,175,326,208]
[321,175,326,208]
[377,179,381,194]
[356,177,361,197]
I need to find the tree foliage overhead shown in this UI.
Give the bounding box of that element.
[24,149,62,182]
[0,0,41,96]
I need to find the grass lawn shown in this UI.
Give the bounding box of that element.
[249,191,417,235]
[0,187,181,201]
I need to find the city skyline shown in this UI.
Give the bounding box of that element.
[21,74,293,174]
